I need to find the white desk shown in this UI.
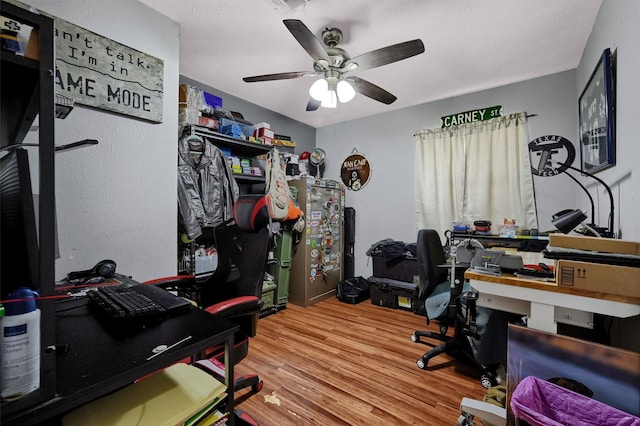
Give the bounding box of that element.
[460,269,640,425]
[466,270,640,334]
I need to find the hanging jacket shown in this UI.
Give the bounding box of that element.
[178,133,239,240]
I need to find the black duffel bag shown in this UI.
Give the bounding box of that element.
[336,276,370,304]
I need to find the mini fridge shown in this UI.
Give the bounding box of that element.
[288,178,344,307]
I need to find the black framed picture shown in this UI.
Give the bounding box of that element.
[578,48,615,174]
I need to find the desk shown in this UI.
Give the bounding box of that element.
[2,299,238,426]
[466,270,640,333]
[461,270,640,426]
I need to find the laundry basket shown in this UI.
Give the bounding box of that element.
[510,376,640,426]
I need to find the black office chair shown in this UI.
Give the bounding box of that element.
[410,229,498,388]
[150,219,271,424]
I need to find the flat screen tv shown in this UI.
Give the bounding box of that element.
[0,148,40,297]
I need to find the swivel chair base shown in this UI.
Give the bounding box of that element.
[411,328,499,389]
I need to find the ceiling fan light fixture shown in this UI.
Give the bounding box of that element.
[337,79,356,103]
[321,89,337,108]
[309,78,328,101]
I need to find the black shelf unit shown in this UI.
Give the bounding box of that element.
[178,124,273,277]
[451,232,549,248]
[1,0,56,419]
[184,124,272,186]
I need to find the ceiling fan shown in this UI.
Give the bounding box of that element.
[242,19,425,111]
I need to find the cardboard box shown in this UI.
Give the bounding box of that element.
[556,259,640,299]
[254,127,274,139]
[549,234,640,255]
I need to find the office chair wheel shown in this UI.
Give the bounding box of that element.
[457,412,476,426]
[439,323,448,335]
[480,373,498,389]
[457,414,474,426]
[252,379,264,393]
[416,358,428,370]
[410,333,419,343]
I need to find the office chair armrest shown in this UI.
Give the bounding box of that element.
[204,295,260,317]
[143,275,197,287]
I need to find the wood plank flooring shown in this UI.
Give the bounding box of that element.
[234,297,487,425]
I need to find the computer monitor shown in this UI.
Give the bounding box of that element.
[0,148,40,297]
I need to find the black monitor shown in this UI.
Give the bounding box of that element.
[0,148,40,297]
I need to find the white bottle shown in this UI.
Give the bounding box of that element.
[1,287,41,401]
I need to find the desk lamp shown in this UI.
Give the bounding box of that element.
[552,209,602,237]
[552,161,615,238]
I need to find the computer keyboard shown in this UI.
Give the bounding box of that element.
[87,284,190,325]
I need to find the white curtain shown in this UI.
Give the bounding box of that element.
[415,112,538,237]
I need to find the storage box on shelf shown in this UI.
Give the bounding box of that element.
[260,280,277,316]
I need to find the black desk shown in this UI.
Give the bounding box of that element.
[3,298,238,426]
[451,232,549,248]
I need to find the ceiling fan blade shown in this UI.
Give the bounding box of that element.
[306,98,321,111]
[348,76,397,105]
[344,39,425,71]
[243,71,318,83]
[283,19,331,63]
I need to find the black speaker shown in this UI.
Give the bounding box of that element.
[344,207,355,279]
[344,207,355,244]
[67,259,117,282]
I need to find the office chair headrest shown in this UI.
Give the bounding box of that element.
[233,194,270,232]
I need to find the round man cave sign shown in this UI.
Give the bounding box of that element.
[340,152,371,191]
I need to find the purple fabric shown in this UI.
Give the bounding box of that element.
[510,376,640,426]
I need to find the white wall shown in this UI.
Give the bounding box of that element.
[23,0,180,282]
[318,71,581,278]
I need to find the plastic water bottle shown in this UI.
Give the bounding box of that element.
[1,287,41,400]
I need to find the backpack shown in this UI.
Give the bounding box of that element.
[336,276,371,304]
[265,148,303,221]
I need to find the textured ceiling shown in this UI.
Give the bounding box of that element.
[139,0,602,129]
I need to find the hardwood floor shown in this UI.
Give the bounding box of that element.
[234,297,487,425]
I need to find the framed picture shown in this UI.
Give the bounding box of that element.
[578,48,615,174]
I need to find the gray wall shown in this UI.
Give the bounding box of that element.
[23,0,180,282]
[17,1,638,352]
[577,0,640,242]
[180,76,316,155]
[579,0,640,351]
[317,71,581,279]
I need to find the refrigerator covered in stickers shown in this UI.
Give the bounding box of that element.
[288,177,344,307]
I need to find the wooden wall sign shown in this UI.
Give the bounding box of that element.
[340,151,371,191]
[53,17,164,122]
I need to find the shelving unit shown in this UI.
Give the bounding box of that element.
[451,232,549,248]
[178,124,273,277]
[183,124,272,185]
[1,0,56,418]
